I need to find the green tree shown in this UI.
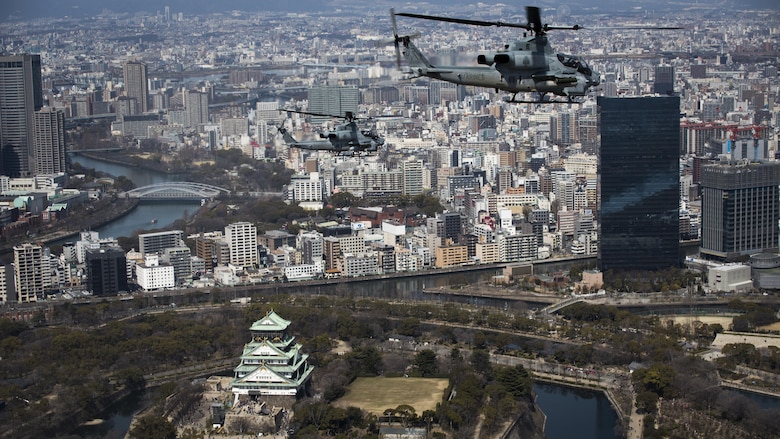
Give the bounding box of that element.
[128,415,176,439]
[329,191,358,208]
[470,349,493,378]
[494,364,533,399]
[398,317,421,337]
[393,404,417,427]
[636,390,659,413]
[414,349,438,377]
[636,363,676,397]
[412,193,444,217]
[115,367,146,390]
[348,346,383,376]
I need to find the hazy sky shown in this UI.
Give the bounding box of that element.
[3,0,778,21]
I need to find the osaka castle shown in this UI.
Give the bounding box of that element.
[231,310,314,400]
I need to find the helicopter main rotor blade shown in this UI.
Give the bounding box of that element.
[391,8,401,70]
[585,25,685,30]
[394,11,532,31]
[280,109,350,120]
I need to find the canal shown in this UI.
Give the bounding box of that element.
[534,382,621,439]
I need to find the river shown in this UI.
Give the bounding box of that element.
[67,154,622,438]
[67,153,202,240]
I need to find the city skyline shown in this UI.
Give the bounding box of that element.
[3,0,779,22]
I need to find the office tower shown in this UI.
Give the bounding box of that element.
[33,107,66,174]
[85,247,128,295]
[138,230,184,256]
[653,65,675,95]
[598,96,680,272]
[255,101,279,122]
[225,221,258,268]
[691,64,707,79]
[497,168,513,194]
[307,86,358,123]
[115,96,138,118]
[300,233,324,265]
[194,234,221,268]
[14,243,44,302]
[0,54,42,177]
[256,119,269,144]
[323,237,341,271]
[185,90,209,128]
[402,159,424,196]
[136,254,175,291]
[700,161,780,260]
[442,212,463,244]
[404,85,430,105]
[429,81,461,104]
[120,114,159,139]
[291,173,324,202]
[305,157,318,174]
[220,116,248,137]
[163,246,193,286]
[123,61,149,113]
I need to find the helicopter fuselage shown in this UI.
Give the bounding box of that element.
[279,121,384,156]
[395,6,601,103]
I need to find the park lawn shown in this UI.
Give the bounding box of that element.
[333,376,449,415]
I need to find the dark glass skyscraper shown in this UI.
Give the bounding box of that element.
[653,65,675,95]
[700,161,780,259]
[86,247,128,296]
[123,60,148,114]
[0,54,43,177]
[598,96,680,272]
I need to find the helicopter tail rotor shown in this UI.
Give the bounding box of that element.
[391,9,401,70]
[374,10,422,70]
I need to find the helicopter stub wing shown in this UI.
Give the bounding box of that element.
[407,67,455,77]
[278,128,341,152]
[531,74,579,85]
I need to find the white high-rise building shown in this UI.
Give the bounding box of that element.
[256,119,269,144]
[292,173,324,202]
[14,243,43,302]
[402,159,424,196]
[225,222,258,269]
[0,264,13,304]
[256,101,279,123]
[184,90,209,128]
[33,107,66,175]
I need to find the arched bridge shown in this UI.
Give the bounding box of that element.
[540,297,586,315]
[125,182,231,200]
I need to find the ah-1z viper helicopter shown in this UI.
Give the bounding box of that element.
[390,6,678,104]
[278,110,385,156]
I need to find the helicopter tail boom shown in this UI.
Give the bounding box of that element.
[277,127,298,144]
[400,37,433,71]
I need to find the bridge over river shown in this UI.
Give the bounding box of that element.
[124,182,230,200]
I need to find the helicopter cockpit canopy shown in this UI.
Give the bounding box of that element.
[557,54,592,76]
